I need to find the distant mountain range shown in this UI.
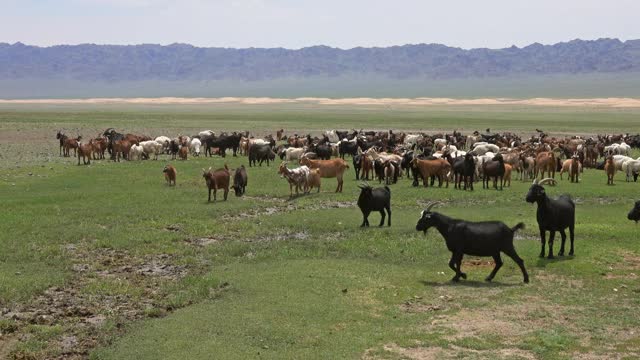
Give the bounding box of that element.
[2,38,640,81]
[2,38,640,98]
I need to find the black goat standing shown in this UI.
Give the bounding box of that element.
[357,183,391,227]
[628,200,640,222]
[526,178,576,258]
[232,165,248,196]
[415,202,529,283]
[453,152,475,190]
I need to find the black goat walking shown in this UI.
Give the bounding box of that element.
[357,183,391,227]
[628,200,640,222]
[415,202,529,283]
[526,178,576,258]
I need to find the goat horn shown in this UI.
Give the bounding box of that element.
[538,178,556,186]
[532,178,538,185]
[426,201,442,212]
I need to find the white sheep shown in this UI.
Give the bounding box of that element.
[285,147,305,162]
[622,159,640,182]
[323,130,339,143]
[140,140,163,160]
[472,143,499,156]
[129,144,144,161]
[613,155,634,171]
[189,138,202,156]
[404,134,423,147]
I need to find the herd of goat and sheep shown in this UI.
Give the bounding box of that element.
[55,127,640,283]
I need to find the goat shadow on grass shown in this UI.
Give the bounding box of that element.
[419,280,519,288]
[535,255,575,268]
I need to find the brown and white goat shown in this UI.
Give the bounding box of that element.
[77,142,92,165]
[560,152,582,183]
[278,162,309,197]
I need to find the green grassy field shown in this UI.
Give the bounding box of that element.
[1,104,640,359]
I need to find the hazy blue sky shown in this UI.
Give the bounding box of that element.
[2,0,639,49]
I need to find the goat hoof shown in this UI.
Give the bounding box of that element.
[569,251,574,256]
[485,276,492,282]
[460,273,467,279]
[451,277,460,282]
[524,278,530,284]
[547,255,555,259]
[558,252,564,257]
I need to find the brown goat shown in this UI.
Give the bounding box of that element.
[63,136,81,157]
[163,164,177,186]
[411,158,450,188]
[535,151,556,179]
[90,138,108,160]
[502,163,512,187]
[306,168,321,193]
[77,142,92,165]
[569,153,581,183]
[605,155,616,185]
[299,157,349,192]
[360,153,374,180]
[179,146,188,160]
[112,140,131,162]
[203,165,230,201]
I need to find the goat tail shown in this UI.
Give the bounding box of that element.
[511,222,525,232]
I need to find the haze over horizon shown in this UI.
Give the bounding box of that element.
[3,0,639,50]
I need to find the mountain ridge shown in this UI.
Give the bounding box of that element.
[2,38,639,82]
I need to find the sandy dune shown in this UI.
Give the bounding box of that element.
[1,97,640,107]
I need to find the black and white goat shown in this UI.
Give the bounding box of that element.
[525,178,576,258]
[415,202,529,283]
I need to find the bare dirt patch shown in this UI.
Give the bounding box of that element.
[0,245,225,358]
[376,343,537,360]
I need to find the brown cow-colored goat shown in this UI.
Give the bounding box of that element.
[163,164,177,186]
[179,146,188,160]
[410,158,450,188]
[605,155,616,185]
[203,165,231,201]
[299,156,349,192]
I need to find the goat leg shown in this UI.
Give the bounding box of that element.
[378,210,385,227]
[558,229,567,256]
[539,228,546,258]
[485,254,503,282]
[569,225,575,256]
[547,231,556,259]
[448,254,459,281]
